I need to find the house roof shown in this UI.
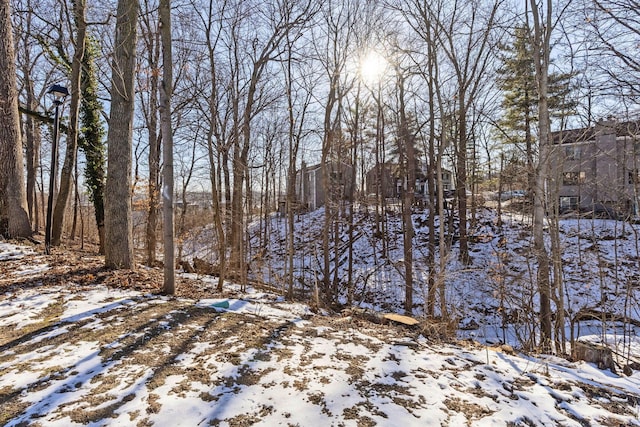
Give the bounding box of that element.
[553,119,640,144]
[299,161,353,172]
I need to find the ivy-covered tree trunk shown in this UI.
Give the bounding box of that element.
[0,0,31,238]
[78,36,106,254]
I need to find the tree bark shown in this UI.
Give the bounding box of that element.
[52,0,87,246]
[0,0,31,238]
[140,0,161,266]
[159,0,175,294]
[19,5,41,231]
[397,73,415,314]
[529,0,554,352]
[104,0,139,269]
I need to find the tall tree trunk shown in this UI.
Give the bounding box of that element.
[105,0,139,269]
[321,102,336,302]
[70,161,79,240]
[425,29,437,316]
[78,36,107,254]
[159,0,175,294]
[24,85,41,231]
[285,39,298,300]
[347,83,361,306]
[22,33,40,231]
[19,0,40,230]
[398,74,415,314]
[52,0,87,246]
[141,0,161,266]
[0,0,31,238]
[529,0,553,352]
[456,93,470,264]
[207,136,226,292]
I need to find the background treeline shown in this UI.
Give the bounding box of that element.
[1,0,639,354]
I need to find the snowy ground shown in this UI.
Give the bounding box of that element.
[1,242,640,426]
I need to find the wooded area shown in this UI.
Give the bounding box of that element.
[1,0,639,356]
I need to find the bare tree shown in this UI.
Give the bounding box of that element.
[15,0,46,231]
[528,0,554,352]
[159,0,175,294]
[396,69,417,314]
[315,0,360,303]
[435,0,503,264]
[104,0,139,269]
[139,0,162,267]
[585,0,640,102]
[0,0,32,238]
[228,0,316,284]
[51,0,87,246]
[283,31,314,299]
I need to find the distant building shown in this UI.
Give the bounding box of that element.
[295,161,354,211]
[551,119,640,216]
[365,163,399,198]
[365,162,453,200]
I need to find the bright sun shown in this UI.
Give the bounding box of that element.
[360,51,388,84]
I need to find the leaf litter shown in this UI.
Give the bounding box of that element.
[0,242,639,426]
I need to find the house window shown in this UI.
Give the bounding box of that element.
[565,146,581,160]
[562,171,586,185]
[559,196,579,211]
[331,171,343,181]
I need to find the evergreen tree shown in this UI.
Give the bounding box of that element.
[497,25,576,190]
[497,26,537,150]
[78,36,106,253]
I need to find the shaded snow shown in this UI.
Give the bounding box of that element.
[1,242,640,425]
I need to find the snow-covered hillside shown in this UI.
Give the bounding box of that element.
[1,242,639,426]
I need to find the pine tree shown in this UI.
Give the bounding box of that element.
[497,26,537,150]
[78,36,106,253]
[497,24,576,191]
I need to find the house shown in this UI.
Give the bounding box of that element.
[365,163,399,198]
[174,191,212,211]
[365,162,453,201]
[295,161,354,211]
[551,119,640,216]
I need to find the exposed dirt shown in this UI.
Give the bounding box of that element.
[0,239,225,300]
[1,239,639,426]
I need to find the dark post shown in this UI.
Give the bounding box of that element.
[45,84,68,254]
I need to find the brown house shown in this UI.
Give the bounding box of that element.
[551,119,640,216]
[365,162,453,200]
[365,163,399,198]
[295,161,355,211]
